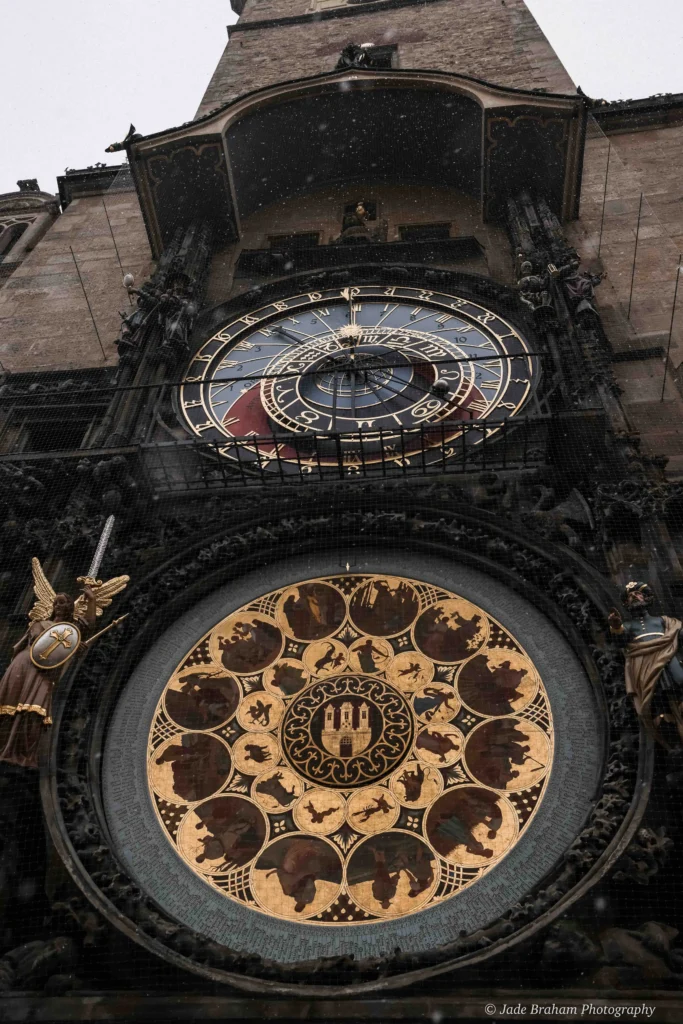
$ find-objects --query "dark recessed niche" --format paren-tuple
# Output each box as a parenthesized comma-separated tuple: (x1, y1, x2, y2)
(399, 223, 452, 242)
(269, 232, 321, 249)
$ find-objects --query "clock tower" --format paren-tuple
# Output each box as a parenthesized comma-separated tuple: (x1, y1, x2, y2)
(2, 0, 683, 1019)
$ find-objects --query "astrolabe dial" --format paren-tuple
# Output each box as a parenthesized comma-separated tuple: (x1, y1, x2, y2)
(180, 285, 538, 470)
(147, 572, 554, 925)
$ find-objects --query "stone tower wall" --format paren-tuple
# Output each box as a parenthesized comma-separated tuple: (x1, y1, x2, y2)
(197, 0, 575, 118)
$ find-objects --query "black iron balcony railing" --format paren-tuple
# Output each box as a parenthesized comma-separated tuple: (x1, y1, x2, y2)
(143, 416, 551, 493)
(0, 415, 551, 499)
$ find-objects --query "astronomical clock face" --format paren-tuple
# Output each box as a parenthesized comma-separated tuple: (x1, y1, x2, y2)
(147, 573, 553, 924)
(180, 286, 538, 469)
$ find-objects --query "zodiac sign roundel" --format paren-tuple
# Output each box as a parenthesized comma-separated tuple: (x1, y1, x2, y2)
(147, 573, 554, 925)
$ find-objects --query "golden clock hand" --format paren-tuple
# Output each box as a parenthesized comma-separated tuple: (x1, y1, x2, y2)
(331, 368, 340, 432)
(340, 287, 362, 328)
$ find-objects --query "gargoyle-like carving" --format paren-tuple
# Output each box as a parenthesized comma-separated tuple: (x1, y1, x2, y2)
(613, 827, 673, 885)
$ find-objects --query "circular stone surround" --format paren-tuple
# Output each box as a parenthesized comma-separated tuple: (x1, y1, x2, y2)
(103, 554, 603, 962)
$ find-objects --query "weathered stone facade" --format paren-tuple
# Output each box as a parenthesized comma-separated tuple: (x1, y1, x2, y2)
(198, 0, 575, 118)
(0, 185, 152, 373)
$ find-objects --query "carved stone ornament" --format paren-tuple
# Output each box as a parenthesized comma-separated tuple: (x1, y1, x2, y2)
(336, 44, 372, 70)
(42, 493, 648, 995)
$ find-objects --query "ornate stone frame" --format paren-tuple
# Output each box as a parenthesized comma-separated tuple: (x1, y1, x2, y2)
(41, 495, 650, 995)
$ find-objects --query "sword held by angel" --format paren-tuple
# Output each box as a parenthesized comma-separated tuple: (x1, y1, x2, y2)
(0, 516, 129, 770)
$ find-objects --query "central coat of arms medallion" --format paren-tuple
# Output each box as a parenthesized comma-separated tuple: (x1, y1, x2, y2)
(281, 675, 414, 787)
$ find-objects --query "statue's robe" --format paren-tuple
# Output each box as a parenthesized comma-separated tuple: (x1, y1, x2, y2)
(625, 616, 683, 747)
(0, 618, 85, 769)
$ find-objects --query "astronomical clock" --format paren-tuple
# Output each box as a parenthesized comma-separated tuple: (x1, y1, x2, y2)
(45, 271, 627, 995)
(76, 277, 621, 990)
(180, 285, 538, 470)
(101, 553, 606, 972)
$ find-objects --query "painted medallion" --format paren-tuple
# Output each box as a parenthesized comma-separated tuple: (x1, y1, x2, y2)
(148, 574, 553, 924)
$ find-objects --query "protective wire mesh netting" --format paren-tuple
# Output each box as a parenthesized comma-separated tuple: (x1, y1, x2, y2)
(0, 165, 682, 1010)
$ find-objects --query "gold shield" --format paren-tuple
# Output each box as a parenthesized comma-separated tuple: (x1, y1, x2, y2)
(30, 622, 81, 670)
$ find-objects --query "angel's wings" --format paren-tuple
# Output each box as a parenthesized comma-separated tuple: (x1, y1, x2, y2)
(74, 575, 130, 619)
(28, 557, 57, 622)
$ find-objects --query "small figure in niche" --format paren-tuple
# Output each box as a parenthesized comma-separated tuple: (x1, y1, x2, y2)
(338, 200, 374, 243)
(517, 260, 554, 318)
(555, 259, 604, 322)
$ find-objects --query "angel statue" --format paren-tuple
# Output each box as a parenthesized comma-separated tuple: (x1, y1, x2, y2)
(608, 581, 683, 750)
(0, 552, 128, 770)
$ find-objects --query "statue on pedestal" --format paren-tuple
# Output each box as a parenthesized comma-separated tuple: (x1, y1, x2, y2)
(608, 581, 683, 749)
(556, 259, 604, 323)
(338, 201, 375, 244)
(517, 260, 555, 318)
(0, 518, 129, 769)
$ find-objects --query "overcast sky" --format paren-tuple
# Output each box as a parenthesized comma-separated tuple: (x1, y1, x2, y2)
(1, 0, 682, 197)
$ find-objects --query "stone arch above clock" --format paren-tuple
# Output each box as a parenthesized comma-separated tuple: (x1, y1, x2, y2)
(128, 69, 586, 255)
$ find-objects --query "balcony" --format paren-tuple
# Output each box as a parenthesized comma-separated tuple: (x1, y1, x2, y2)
(0, 415, 553, 499)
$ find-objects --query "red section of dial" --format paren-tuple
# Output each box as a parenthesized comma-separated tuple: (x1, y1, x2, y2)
(221, 385, 300, 460)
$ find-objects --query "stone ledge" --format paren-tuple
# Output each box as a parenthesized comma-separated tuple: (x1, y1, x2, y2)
(229, 0, 449, 34)
(0, 990, 681, 1021)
